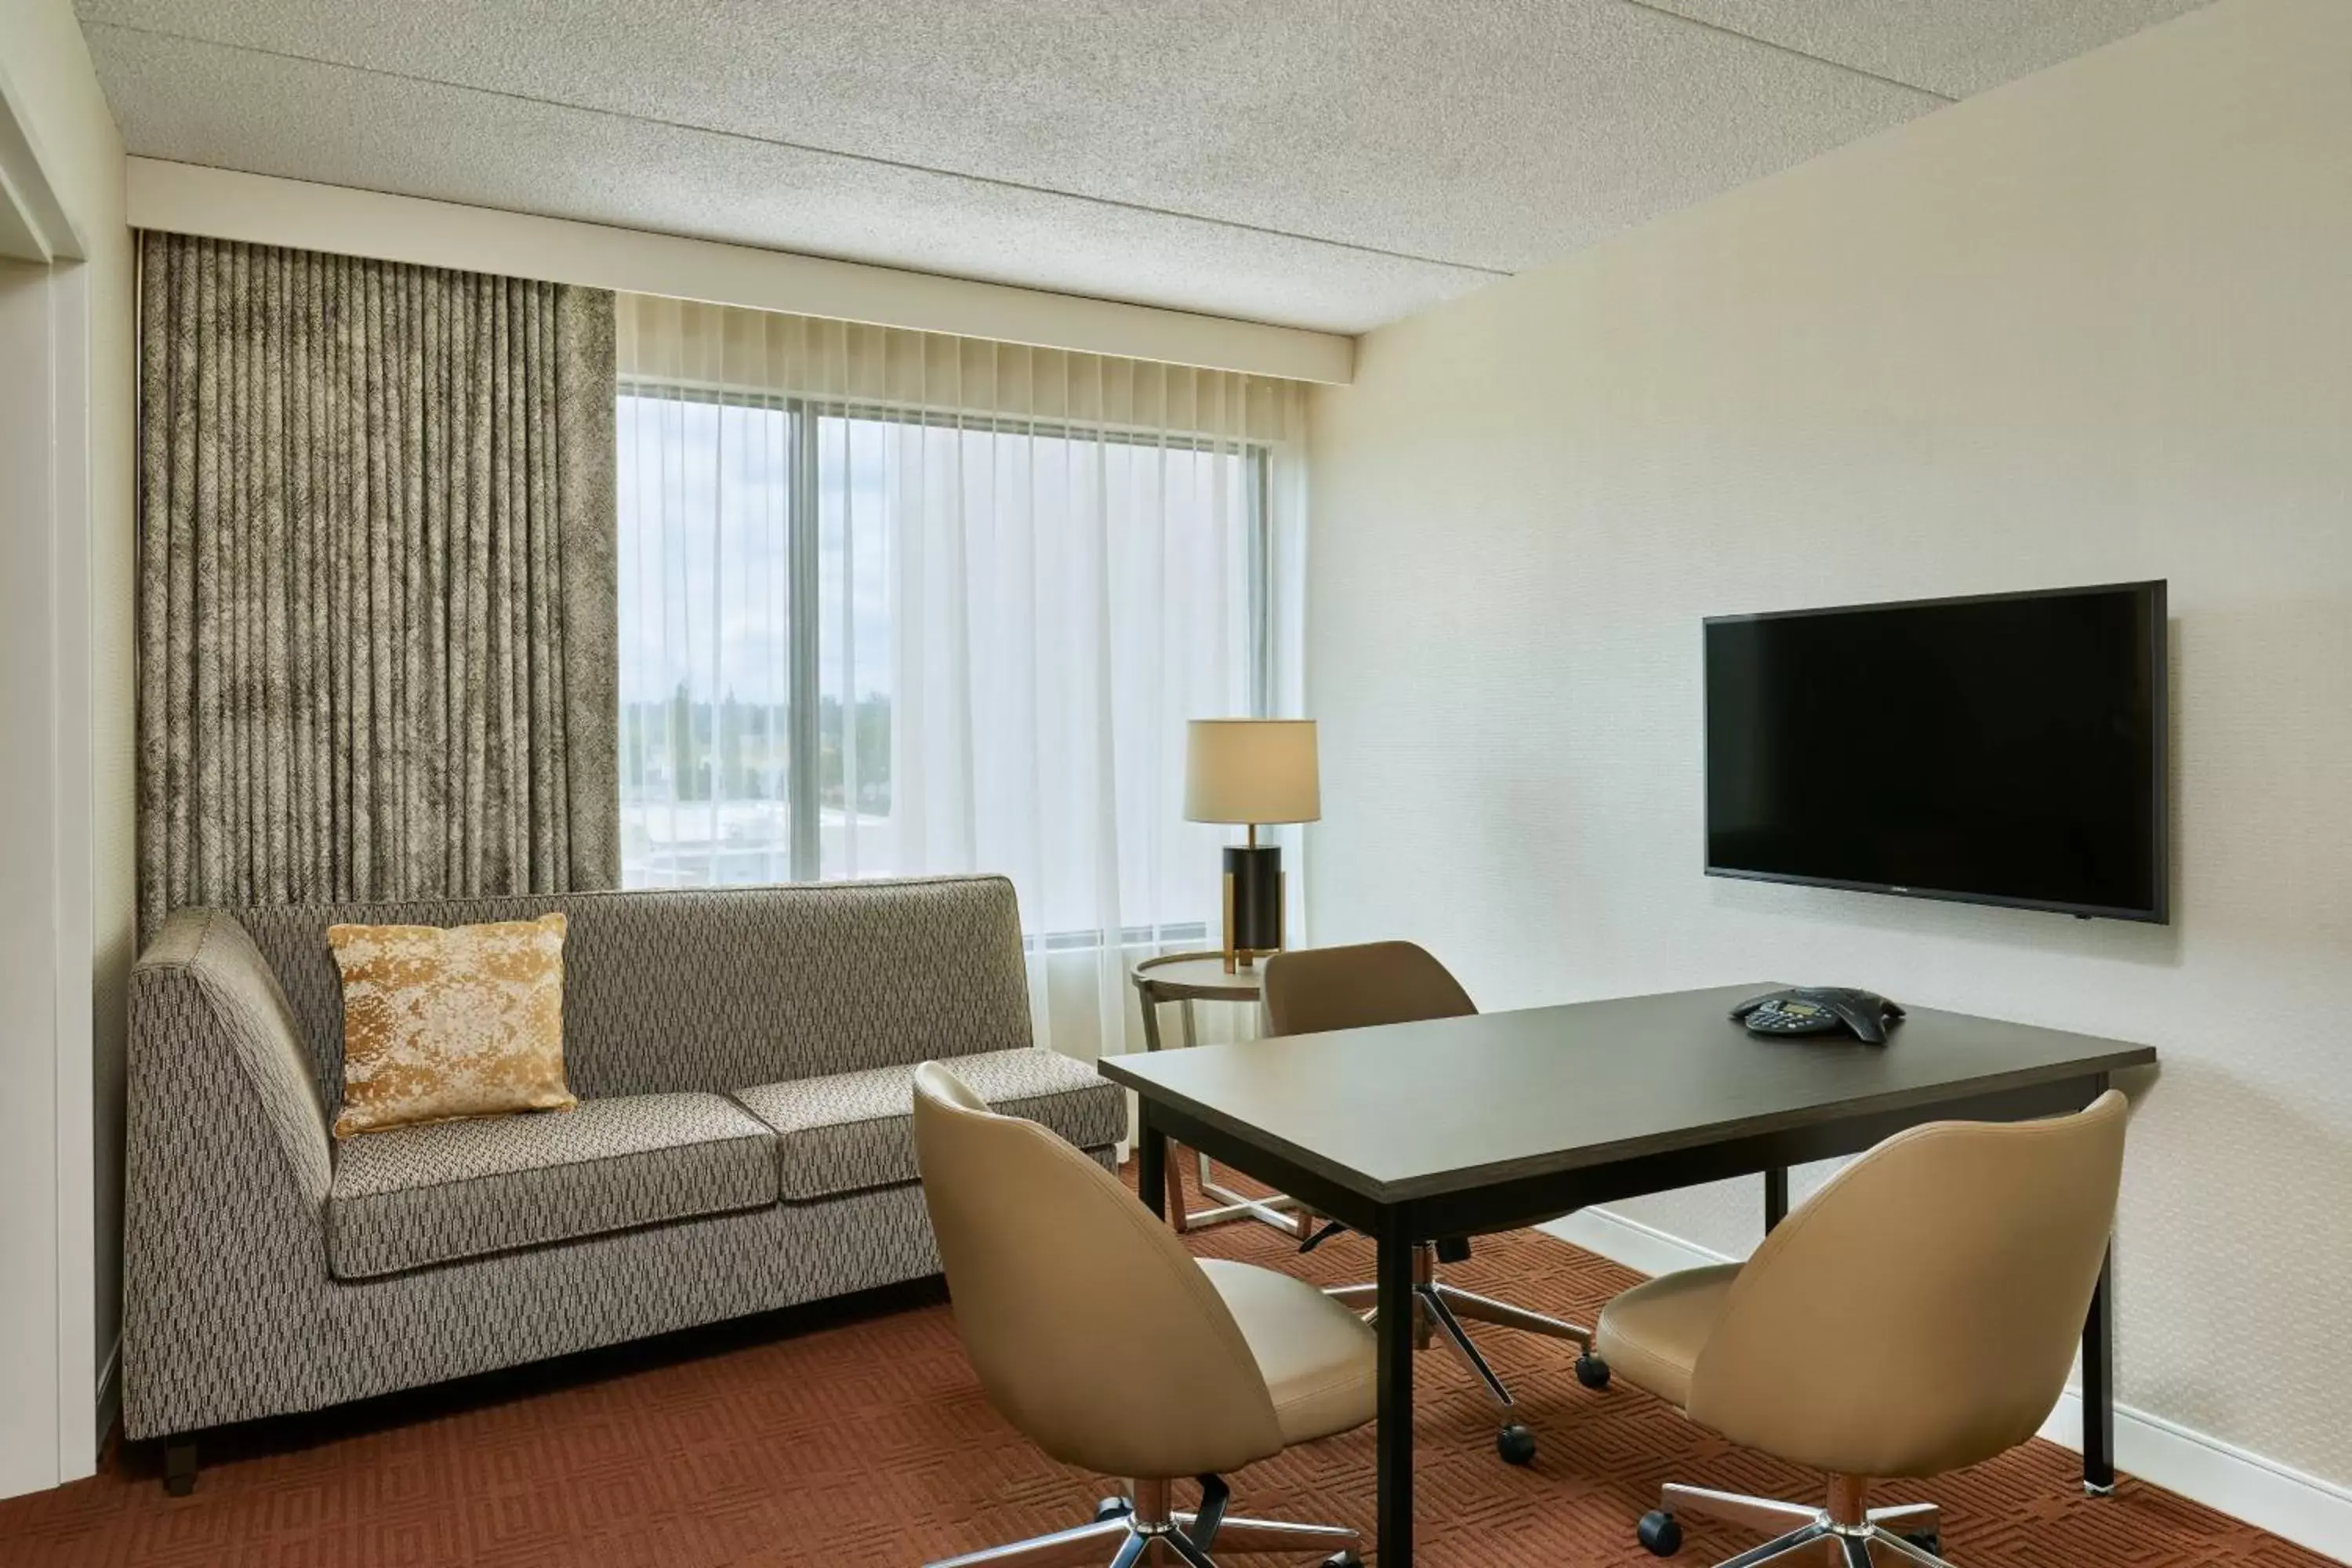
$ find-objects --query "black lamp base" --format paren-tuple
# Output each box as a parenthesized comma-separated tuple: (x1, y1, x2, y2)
(1222, 844, 1284, 971)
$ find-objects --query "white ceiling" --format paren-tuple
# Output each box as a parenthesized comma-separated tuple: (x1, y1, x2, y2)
(78, 0, 2209, 335)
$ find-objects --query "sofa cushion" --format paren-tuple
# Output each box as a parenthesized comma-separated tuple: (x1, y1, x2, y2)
(328, 1092, 776, 1280)
(738, 1048, 1125, 1203)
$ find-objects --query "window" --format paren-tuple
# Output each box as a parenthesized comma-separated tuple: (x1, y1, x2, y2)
(616, 387, 1275, 948)
(612, 299, 1304, 1058)
(618, 393, 795, 887)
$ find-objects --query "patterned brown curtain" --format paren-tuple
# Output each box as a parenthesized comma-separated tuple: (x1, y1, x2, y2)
(136, 233, 620, 939)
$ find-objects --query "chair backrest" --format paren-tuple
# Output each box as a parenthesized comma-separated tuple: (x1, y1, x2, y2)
(1689, 1089, 2130, 1480)
(910, 1062, 1285, 1480)
(1260, 941, 1477, 1036)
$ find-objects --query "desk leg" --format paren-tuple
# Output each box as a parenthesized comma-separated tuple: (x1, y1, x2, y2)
(1181, 1000, 1214, 1195)
(2082, 1243, 2115, 1495)
(1764, 1167, 1789, 1233)
(1137, 1104, 1168, 1225)
(1374, 1207, 1416, 1568)
(1134, 992, 1192, 1231)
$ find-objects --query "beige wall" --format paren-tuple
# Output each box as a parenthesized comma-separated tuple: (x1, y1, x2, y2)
(0, 0, 136, 1479)
(1307, 0, 2352, 1501)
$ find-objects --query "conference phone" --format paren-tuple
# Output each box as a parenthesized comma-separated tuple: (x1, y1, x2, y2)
(1729, 987, 1906, 1044)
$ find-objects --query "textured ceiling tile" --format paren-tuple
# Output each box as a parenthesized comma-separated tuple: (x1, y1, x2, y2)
(85, 24, 1490, 334)
(78, 3, 1944, 299)
(1643, 0, 2216, 100)
(77, 0, 1942, 270)
(75, 0, 2206, 331)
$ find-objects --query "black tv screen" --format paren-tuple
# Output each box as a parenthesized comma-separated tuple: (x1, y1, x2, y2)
(1705, 582, 2168, 922)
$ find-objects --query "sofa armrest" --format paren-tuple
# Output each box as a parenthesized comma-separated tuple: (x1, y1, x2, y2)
(132, 907, 332, 1206)
(123, 907, 335, 1438)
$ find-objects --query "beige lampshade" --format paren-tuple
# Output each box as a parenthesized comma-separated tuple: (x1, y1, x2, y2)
(1185, 719, 1320, 825)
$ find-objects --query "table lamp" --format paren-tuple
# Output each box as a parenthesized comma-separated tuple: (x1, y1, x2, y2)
(1185, 718, 1319, 972)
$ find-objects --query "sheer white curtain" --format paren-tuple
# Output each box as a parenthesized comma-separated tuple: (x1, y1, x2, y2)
(614, 296, 1308, 1060)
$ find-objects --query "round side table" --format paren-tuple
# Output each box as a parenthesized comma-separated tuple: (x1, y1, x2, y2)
(1130, 952, 1310, 1238)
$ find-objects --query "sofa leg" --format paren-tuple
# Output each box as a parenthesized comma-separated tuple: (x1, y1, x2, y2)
(164, 1437, 198, 1497)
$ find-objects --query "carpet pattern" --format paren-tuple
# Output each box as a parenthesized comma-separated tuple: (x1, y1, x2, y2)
(2, 1161, 2332, 1567)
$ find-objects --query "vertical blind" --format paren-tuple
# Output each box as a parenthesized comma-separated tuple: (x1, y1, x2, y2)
(614, 297, 1306, 1059)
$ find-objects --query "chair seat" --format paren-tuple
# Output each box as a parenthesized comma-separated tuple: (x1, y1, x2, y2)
(328, 1092, 777, 1280)
(1199, 1258, 1378, 1446)
(739, 1047, 1125, 1203)
(1594, 1261, 1744, 1410)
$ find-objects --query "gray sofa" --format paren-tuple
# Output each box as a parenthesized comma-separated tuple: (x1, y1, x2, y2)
(122, 875, 1125, 1485)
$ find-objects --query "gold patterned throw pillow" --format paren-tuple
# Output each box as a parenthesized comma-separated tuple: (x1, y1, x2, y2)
(328, 913, 577, 1138)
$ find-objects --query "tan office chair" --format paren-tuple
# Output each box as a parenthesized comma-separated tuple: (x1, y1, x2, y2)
(1597, 1088, 2129, 1567)
(912, 1060, 1372, 1568)
(1260, 942, 1607, 1468)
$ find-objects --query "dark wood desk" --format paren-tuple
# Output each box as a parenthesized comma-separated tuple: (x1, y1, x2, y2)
(1098, 981, 2156, 1568)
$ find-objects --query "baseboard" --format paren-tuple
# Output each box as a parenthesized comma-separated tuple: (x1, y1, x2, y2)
(1540, 1208, 2352, 1563)
(2032, 1385, 2352, 1560)
(95, 1336, 120, 1458)
(1541, 1206, 1736, 1276)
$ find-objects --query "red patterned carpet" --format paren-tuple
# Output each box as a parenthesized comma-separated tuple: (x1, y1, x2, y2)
(1, 1162, 2330, 1568)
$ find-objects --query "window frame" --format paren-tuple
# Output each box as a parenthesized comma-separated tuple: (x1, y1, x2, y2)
(616, 379, 1276, 929)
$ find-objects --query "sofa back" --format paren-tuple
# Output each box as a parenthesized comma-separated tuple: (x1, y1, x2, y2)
(233, 876, 1036, 1105)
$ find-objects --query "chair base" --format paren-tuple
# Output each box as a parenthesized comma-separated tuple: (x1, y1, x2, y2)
(1325, 1257, 1603, 1413)
(1172, 1149, 1312, 1240)
(1639, 1479, 1951, 1567)
(924, 1475, 1359, 1568)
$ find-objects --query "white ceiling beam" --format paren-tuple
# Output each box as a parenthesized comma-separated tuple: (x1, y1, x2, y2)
(125, 158, 1355, 384)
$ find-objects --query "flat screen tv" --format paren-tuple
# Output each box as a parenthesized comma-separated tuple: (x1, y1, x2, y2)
(1705, 581, 2168, 923)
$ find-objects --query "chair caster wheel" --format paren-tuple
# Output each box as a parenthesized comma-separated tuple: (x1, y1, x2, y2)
(1320, 1554, 1363, 1568)
(1094, 1496, 1133, 1522)
(1902, 1531, 1943, 1556)
(1574, 1352, 1611, 1389)
(1638, 1509, 1682, 1556)
(1497, 1422, 1537, 1465)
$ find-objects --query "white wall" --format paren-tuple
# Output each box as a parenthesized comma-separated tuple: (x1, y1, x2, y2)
(1307, 0, 2352, 1532)
(0, 249, 73, 1503)
(0, 0, 136, 1496)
